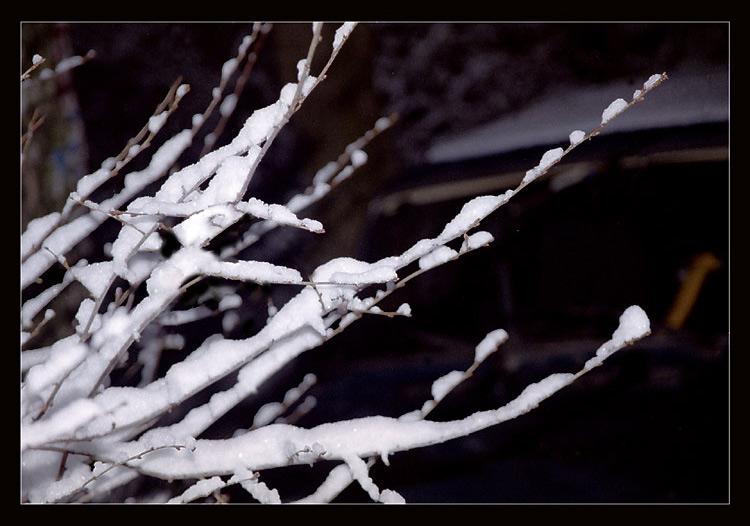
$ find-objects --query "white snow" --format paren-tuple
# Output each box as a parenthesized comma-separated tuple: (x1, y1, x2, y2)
(34, 300, 649, 502)
(219, 93, 237, 117)
(396, 303, 412, 317)
(379, 488, 406, 504)
(350, 148, 368, 168)
(52, 54, 86, 74)
(296, 59, 309, 81)
(474, 328, 508, 363)
(418, 245, 457, 270)
(375, 116, 392, 131)
(343, 454, 381, 501)
(231, 466, 281, 504)
(22, 128, 192, 289)
(612, 304, 651, 344)
(204, 154, 255, 204)
(236, 198, 324, 233)
(253, 402, 284, 428)
(438, 194, 508, 243)
(242, 91, 290, 145)
(221, 312, 239, 335)
(148, 111, 168, 134)
(644, 73, 663, 90)
(463, 230, 494, 251)
(21, 212, 60, 258)
(333, 23, 357, 50)
(89, 307, 132, 351)
(634, 73, 665, 99)
(221, 57, 238, 82)
(74, 298, 99, 334)
(168, 476, 224, 503)
(23, 338, 88, 404)
(508, 373, 575, 414)
(145, 247, 208, 296)
(73, 167, 111, 200)
(601, 97, 628, 124)
(314, 257, 397, 287)
(146, 245, 304, 292)
(431, 370, 464, 401)
(203, 258, 304, 285)
(21, 27, 665, 504)
(24, 453, 93, 504)
(173, 204, 242, 247)
(569, 129, 586, 146)
(238, 34, 254, 55)
(22, 285, 62, 332)
(21, 398, 101, 450)
(584, 305, 650, 370)
(218, 294, 242, 311)
(159, 307, 212, 326)
(70, 261, 115, 298)
(523, 147, 564, 184)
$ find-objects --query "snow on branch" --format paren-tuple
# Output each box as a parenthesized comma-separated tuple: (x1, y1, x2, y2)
(21, 22, 667, 503)
(58, 306, 647, 486)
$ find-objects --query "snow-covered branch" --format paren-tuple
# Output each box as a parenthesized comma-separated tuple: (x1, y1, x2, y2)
(21, 23, 666, 503)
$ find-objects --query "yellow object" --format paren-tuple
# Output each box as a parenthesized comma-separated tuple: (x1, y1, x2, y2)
(664, 252, 721, 330)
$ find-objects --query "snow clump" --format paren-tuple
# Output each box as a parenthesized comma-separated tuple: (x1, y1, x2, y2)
(601, 98, 629, 124)
(569, 129, 586, 146)
(523, 147, 564, 184)
(474, 328, 508, 363)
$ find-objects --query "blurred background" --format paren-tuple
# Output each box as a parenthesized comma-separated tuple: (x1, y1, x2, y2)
(21, 22, 729, 503)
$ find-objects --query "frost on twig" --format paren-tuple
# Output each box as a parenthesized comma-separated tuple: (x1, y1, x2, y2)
(21, 22, 666, 503)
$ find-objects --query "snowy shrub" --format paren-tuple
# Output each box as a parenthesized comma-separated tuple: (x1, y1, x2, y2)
(21, 23, 665, 503)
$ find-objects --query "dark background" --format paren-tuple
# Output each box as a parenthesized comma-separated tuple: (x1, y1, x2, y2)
(21, 22, 729, 504)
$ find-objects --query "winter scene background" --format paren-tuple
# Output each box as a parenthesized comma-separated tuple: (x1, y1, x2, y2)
(21, 22, 728, 504)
